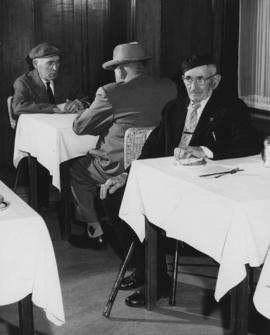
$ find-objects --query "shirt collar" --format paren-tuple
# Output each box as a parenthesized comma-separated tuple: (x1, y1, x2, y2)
(41, 79, 54, 93)
(189, 95, 212, 120)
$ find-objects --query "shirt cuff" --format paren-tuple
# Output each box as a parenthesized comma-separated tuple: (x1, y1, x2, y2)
(201, 146, 213, 159)
(82, 100, 91, 108)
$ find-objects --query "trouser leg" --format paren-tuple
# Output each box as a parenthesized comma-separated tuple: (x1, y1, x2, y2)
(37, 163, 51, 206)
(134, 230, 169, 290)
(105, 187, 134, 259)
(70, 155, 106, 235)
(105, 187, 168, 289)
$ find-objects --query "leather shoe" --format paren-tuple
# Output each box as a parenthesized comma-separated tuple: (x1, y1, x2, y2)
(125, 286, 170, 308)
(120, 272, 144, 291)
(69, 233, 107, 250)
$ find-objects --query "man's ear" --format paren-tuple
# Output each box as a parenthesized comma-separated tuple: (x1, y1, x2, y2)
(212, 74, 222, 89)
(119, 66, 127, 80)
(32, 59, 38, 69)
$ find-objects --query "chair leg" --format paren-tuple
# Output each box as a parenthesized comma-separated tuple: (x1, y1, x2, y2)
(169, 239, 180, 305)
(103, 241, 135, 318)
(13, 162, 22, 193)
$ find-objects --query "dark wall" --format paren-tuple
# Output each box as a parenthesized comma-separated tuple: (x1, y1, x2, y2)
(0, 0, 128, 169)
(2, 0, 262, 169)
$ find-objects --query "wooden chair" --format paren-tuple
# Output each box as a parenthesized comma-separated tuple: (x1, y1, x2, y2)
(123, 127, 154, 169)
(7, 96, 17, 130)
(103, 126, 184, 317)
(7, 96, 27, 193)
(103, 126, 154, 317)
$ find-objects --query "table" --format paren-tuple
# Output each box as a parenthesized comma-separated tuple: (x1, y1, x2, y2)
(13, 114, 98, 239)
(119, 155, 270, 334)
(0, 181, 65, 334)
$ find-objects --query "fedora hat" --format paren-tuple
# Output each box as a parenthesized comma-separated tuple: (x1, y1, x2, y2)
(29, 42, 61, 60)
(102, 42, 151, 70)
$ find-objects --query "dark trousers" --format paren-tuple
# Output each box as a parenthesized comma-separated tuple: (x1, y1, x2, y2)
(37, 163, 51, 206)
(104, 187, 169, 289)
(17, 158, 51, 206)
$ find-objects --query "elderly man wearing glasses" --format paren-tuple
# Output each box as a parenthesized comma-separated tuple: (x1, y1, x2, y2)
(100, 54, 262, 308)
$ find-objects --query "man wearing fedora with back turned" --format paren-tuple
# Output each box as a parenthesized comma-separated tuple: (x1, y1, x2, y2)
(69, 41, 177, 250)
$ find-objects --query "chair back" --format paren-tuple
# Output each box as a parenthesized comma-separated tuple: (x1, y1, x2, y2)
(7, 96, 17, 129)
(124, 127, 154, 169)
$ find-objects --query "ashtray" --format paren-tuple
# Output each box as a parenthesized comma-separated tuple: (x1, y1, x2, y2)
(0, 200, 9, 211)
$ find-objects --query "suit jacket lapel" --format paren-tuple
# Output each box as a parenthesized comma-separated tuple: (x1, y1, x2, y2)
(172, 98, 189, 146)
(191, 94, 219, 144)
(30, 69, 49, 101)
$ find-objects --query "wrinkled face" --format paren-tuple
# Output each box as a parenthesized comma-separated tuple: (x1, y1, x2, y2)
(182, 65, 221, 102)
(33, 55, 60, 81)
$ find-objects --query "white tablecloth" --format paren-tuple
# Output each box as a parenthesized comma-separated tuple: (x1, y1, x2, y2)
(119, 155, 270, 319)
(13, 114, 98, 190)
(0, 181, 65, 326)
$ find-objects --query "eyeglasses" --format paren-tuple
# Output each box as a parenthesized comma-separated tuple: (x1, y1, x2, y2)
(182, 73, 217, 86)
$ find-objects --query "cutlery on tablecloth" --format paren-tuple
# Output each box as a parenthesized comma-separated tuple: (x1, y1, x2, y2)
(199, 167, 244, 178)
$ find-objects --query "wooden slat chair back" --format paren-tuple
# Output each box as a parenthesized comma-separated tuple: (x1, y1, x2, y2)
(124, 127, 154, 169)
(7, 96, 17, 130)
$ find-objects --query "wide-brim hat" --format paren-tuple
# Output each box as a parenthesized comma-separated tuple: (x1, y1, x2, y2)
(29, 42, 61, 60)
(102, 42, 151, 70)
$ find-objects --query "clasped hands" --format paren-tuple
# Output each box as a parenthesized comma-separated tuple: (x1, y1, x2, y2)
(54, 99, 85, 114)
(175, 145, 206, 160)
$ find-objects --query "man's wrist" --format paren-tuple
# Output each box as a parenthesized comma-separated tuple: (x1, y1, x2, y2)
(82, 100, 91, 108)
(200, 146, 213, 159)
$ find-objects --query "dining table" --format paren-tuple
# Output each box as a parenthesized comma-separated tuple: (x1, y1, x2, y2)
(0, 180, 65, 334)
(13, 113, 98, 239)
(119, 154, 270, 335)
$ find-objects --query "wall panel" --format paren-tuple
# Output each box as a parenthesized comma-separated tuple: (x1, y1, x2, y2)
(0, 0, 35, 169)
(0, 0, 127, 169)
(160, 0, 214, 79)
(134, 0, 161, 76)
(0, 0, 240, 169)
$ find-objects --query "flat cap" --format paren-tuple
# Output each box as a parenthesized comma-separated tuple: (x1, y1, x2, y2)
(29, 42, 60, 60)
(181, 54, 216, 74)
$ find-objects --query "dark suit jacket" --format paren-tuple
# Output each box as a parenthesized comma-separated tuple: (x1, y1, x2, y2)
(13, 69, 89, 115)
(140, 90, 262, 160)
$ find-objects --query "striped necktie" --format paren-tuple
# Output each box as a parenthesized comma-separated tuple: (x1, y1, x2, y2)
(179, 101, 201, 146)
(46, 81, 55, 104)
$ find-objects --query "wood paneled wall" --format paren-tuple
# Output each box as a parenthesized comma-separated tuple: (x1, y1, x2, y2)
(0, 0, 241, 169)
(0, 0, 127, 169)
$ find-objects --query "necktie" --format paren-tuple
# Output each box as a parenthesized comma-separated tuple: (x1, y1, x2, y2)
(46, 81, 55, 104)
(179, 101, 201, 146)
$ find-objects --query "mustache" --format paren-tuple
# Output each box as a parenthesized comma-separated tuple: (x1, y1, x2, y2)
(190, 90, 201, 94)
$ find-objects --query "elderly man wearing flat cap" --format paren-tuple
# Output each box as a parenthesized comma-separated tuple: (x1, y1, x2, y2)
(69, 42, 177, 249)
(13, 42, 90, 115)
(100, 54, 262, 307)
(12, 42, 90, 208)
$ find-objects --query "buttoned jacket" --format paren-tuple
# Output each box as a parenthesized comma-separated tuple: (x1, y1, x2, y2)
(13, 69, 89, 115)
(140, 90, 262, 160)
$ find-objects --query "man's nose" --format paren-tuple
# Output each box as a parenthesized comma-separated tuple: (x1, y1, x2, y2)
(190, 79, 199, 90)
(52, 64, 58, 71)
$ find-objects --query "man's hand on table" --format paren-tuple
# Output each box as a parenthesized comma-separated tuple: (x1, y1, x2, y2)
(178, 146, 207, 159)
(53, 106, 64, 113)
(100, 173, 128, 199)
(64, 99, 85, 113)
